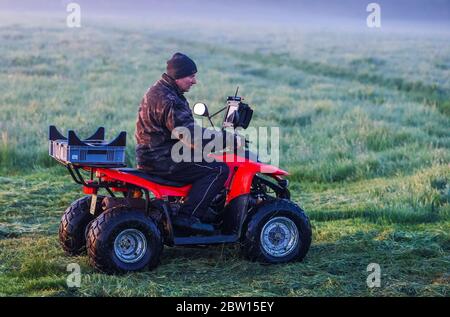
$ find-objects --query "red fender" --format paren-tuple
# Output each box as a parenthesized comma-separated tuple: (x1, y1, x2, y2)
(210, 153, 288, 203)
(96, 168, 191, 198)
(95, 154, 287, 204)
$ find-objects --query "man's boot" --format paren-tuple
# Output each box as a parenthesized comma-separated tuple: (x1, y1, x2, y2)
(200, 207, 221, 224)
(172, 213, 214, 233)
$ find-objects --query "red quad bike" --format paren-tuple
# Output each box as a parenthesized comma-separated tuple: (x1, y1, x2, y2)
(49, 94, 312, 274)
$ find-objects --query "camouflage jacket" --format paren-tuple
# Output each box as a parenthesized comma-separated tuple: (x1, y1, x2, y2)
(135, 73, 233, 171)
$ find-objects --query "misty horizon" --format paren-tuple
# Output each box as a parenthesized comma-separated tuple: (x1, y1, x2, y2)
(1, 0, 449, 32)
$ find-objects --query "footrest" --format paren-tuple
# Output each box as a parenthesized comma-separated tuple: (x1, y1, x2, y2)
(174, 235, 238, 245)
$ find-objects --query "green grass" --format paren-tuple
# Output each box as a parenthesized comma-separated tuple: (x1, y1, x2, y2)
(0, 167, 448, 296)
(0, 14, 449, 296)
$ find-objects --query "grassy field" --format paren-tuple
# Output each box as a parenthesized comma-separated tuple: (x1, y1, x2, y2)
(0, 14, 449, 296)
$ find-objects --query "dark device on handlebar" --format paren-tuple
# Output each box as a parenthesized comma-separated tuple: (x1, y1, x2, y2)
(222, 95, 253, 130)
(192, 87, 253, 130)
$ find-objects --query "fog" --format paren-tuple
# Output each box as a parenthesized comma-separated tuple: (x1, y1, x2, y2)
(1, 0, 449, 32)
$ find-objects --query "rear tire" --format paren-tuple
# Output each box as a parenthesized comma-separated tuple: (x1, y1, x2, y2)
(59, 195, 104, 255)
(86, 207, 163, 274)
(242, 199, 311, 263)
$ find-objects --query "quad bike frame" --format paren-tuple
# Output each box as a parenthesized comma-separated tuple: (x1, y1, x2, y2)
(53, 96, 311, 273)
(63, 150, 291, 247)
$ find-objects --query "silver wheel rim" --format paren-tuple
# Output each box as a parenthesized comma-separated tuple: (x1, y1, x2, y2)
(260, 216, 299, 257)
(114, 229, 147, 263)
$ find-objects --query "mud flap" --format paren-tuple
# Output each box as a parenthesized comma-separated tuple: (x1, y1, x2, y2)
(90, 194, 97, 215)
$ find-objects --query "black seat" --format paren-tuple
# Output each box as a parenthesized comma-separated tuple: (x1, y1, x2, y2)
(115, 168, 189, 187)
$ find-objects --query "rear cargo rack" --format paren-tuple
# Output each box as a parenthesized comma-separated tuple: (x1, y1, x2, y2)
(48, 125, 127, 167)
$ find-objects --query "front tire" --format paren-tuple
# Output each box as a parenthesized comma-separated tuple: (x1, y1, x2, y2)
(86, 207, 163, 274)
(242, 199, 311, 263)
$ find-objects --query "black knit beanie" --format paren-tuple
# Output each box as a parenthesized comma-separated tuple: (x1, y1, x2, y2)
(166, 52, 197, 80)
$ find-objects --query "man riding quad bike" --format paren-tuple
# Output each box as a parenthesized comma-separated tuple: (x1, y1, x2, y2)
(135, 53, 236, 234)
(50, 54, 312, 274)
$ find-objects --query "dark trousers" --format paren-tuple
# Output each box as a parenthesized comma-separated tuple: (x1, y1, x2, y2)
(160, 161, 230, 219)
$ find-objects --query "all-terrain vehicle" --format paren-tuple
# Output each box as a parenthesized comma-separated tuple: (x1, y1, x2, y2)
(49, 94, 312, 274)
